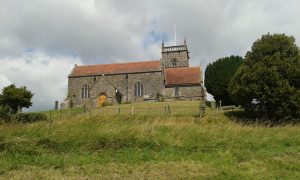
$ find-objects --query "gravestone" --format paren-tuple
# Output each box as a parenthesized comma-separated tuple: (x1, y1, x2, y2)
(54, 101, 58, 110)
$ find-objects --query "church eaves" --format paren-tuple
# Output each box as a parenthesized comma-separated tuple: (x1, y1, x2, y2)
(68, 60, 161, 77)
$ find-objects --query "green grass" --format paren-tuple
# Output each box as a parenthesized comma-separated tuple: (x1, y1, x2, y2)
(0, 101, 299, 179)
(93, 100, 203, 116)
(39, 107, 85, 119)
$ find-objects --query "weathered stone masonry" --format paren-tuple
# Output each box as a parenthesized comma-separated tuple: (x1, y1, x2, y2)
(64, 40, 206, 108)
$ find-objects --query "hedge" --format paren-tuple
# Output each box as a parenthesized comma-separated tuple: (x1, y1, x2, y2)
(12, 112, 47, 123)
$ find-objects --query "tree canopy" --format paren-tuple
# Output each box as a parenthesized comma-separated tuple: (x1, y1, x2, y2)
(0, 84, 34, 114)
(229, 33, 300, 122)
(205, 55, 243, 105)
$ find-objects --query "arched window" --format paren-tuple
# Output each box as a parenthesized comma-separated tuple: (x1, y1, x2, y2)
(81, 84, 90, 99)
(172, 59, 177, 67)
(134, 81, 143, 97)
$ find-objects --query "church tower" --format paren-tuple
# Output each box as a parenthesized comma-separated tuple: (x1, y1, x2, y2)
(161, 39, 190, 68)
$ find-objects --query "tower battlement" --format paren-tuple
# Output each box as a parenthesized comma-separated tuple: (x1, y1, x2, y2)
(162, 45, 188, 53)
(161, 39, 190, 68)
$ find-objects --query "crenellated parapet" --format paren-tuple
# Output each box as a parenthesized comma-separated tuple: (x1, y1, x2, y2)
(161, 39, 190, 68)
(162, 45, 188, 53)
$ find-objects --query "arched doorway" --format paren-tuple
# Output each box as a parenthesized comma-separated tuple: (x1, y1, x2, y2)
(115, 89, 122, 104)
(98, 92, 107, 106)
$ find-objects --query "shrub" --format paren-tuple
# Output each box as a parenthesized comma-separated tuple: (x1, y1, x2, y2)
(101, 101, 112, 107)
(0, 105, 11, 121)
(229, 33, 300, 122)
(156, 92, 165, 102)
(12, 112, 47, 123)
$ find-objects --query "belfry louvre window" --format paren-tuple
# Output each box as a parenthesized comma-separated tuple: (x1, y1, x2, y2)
(81, 84, 90, 99)
(172, 59, 177, 67)
(134, 81, 143, 97)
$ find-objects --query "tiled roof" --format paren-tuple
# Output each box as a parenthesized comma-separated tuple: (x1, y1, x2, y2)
(165, 67, 202, 86)
(69, 60, 161, 77)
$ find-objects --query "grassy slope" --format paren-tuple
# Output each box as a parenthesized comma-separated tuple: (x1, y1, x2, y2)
(0, 101, 299, 179)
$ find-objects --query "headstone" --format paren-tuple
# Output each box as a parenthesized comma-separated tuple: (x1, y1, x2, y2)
(211, 101, 216, 109)
(55, 101, 58, 110)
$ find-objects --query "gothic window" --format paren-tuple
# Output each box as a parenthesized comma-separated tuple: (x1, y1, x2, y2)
(172, 59, 177, 67)
(81, 84, 90, 99)
(134, 81, 143, 97)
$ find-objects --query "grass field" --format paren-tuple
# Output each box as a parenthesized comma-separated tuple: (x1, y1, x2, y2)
(0, 101, 299, 179)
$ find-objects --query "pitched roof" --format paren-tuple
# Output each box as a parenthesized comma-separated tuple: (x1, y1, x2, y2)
(69, 60, 161, 77)
(165, 66, 202, 86)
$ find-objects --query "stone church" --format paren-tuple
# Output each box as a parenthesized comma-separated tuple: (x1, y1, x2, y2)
(64, 39, 206, 108)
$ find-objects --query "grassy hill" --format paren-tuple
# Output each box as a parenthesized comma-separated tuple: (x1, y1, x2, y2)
(0, 101, 299, 179)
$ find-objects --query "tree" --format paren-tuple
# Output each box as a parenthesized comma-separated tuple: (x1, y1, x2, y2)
(0, 105, 11, 120)
(229, 33, 300, 122)
(205, 56, 243, 106)
(0, 84, 34, 114)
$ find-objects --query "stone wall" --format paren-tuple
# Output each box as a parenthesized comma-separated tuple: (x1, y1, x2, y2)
(161, 50, 189, 68)
(67, 71, 164, 108)
(164, 85, 205, 100)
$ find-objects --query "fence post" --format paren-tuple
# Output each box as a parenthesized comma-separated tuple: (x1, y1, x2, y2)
(48, 111, 52, 129)
(131, 106, 134, 116)
(199, 105, 202, 118)
(68, 108, 71, 117)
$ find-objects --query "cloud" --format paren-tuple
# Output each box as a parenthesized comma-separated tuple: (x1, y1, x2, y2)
(0, 75, 11, 91)
(1, 0, 300, 64)
(0, 0, 299, 111)
(0, 51, 82, 111)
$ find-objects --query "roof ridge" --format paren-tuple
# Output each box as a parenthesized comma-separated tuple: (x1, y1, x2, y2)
(165, 66, 200, 70)
(77, 60, 160, 67)
(69, 59, 162, 77)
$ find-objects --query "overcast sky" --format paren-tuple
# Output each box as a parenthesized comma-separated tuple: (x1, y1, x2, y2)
(1, 0, 300, 111)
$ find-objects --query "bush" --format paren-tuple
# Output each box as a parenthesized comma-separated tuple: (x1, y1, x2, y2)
(229, 33, 300, 122)
(101, 101, 112, 107)
(0, 105, 11, 121)
(156, 92, 165, 102)
(12, 112, 47, 123)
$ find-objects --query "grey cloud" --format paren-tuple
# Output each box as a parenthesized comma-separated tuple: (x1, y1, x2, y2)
(1, 0, 300, 64)
(0, 52, 82, 111)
